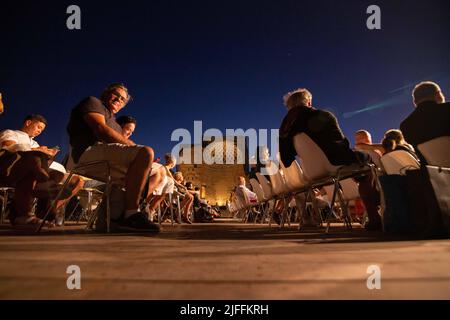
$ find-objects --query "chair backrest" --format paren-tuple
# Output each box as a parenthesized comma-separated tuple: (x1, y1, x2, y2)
(250, 178, 266, 202)
(266, 159, 288, 196)
(282, 160, 308, 192)
(380, 150, 420, 175)
(293, 133, 341, 181)
(417, 136, 450, 167)
(256, 172, 273, 199)
(268, 170, 288, 196)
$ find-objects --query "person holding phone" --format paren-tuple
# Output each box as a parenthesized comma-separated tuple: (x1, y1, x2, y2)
(0, 114, 84, 224)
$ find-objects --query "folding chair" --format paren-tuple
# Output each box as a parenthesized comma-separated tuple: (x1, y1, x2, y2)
(249, 178, 270, 224)
(267, 164, 292, 228)
(380, 150, 420, 175)
(417, 136, 450, 167)
(293, 133, 373, 232)
(255, 172, 276, 226)
(154, 192, 181, 226)
(36, 160, 114, 233)
(281, 160, 310, 226)
(0, 186, 14, 224)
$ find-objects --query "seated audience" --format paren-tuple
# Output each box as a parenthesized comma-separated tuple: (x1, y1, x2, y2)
(0, 114, 84, 223)
(400, 81, 450, 164)
(279, 88, 382, 230)
(67, 83, 159, 232)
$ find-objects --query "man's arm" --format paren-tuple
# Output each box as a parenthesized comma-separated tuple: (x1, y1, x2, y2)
(1, 140, 16, 148)
(83, 112, 135, 146)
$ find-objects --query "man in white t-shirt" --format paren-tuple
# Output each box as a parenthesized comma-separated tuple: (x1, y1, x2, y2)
(0, 114, 84, 222)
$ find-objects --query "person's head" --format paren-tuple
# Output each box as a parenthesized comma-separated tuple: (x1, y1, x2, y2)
(237, 176, 246, 186)
(283, 88, 312, 110)
(164, 153, 177, 168)
(0, 93, 4, 115)
(382, 137, 397, 153)
(384, 129, 405, 145)
(174, 172, 184, 183)
(21, 114, 47, 138)
(101, 83, 132, 114)
(412, 81, 445, 106)
(355, 130, 372, 145)
(116, 115, 136, 139)
(185, 182, 193, 190)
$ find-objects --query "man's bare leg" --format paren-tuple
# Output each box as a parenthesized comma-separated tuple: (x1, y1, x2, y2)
(125, 147, 154, 211)
(146, 171, 163, 202)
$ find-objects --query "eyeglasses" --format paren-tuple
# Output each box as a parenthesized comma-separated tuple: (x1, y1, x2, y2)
(111, 91, 128, 103)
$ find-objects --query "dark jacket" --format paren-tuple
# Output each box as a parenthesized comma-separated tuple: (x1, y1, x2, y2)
(400, 101, 450, 152)
(279, 105, 357, 167)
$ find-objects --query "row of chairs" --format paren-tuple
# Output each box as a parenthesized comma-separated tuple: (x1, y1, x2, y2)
(229, 133, 373, 232)
(231, 135, 449, 231)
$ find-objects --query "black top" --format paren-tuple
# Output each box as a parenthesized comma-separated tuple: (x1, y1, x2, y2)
(400, 101, 450, 162)
(279, 105, 357, 167)
(67, 96, 122, 162)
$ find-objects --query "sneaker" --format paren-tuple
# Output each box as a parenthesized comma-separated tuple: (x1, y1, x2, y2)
(118, 212, 161, 233)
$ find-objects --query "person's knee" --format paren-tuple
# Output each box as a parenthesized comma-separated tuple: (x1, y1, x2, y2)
(135, 146, 154, 167)
(143, 146, 154, 162)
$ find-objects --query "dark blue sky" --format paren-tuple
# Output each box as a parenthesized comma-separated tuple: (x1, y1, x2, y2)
(1, 0, 449, 161)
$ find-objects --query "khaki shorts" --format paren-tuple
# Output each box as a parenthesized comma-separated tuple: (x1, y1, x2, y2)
(75, 143, 143, 186)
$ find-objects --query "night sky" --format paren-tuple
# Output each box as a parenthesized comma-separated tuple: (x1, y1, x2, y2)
(1, 0, 449, 162)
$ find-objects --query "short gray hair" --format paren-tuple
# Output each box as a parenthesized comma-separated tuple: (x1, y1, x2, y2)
(283, 88, 312, 109)
(412, 81, 441, 105)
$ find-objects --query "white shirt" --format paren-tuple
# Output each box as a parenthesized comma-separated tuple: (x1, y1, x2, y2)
(236, 185, 258, 204)
(0, 129, 40, 151)
(0, 129, 66, 174)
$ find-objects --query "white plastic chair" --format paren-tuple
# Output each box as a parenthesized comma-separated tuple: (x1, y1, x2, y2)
(282, 160, 308, 192)
(293, 133, 371, 231)
(417, 136, 450, 167)
(256, 172, 273, 200)
(380, 150, 420, 175)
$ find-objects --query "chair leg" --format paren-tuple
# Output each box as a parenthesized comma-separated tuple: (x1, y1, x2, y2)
(1, 189, 7, 225)
(169, 193, 174, 226)
(36, 172, 74, 233)
(157, 204, 162, 225)
(337, 188, 352, 230)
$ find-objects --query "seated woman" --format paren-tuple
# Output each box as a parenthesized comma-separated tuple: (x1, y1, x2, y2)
(144, 154, 177, 222)
(173, 172, 195, 224)
(382, 129, 420, 162)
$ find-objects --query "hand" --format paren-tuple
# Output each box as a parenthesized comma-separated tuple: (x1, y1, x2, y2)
(34, 146, 59, 157)
(126, 139, 136, 146)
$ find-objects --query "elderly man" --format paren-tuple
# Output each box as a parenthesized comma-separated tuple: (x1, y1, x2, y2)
(400, 81, 450, 163)
(279, 88, 382, 230)
(67, 83, 159, 232)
